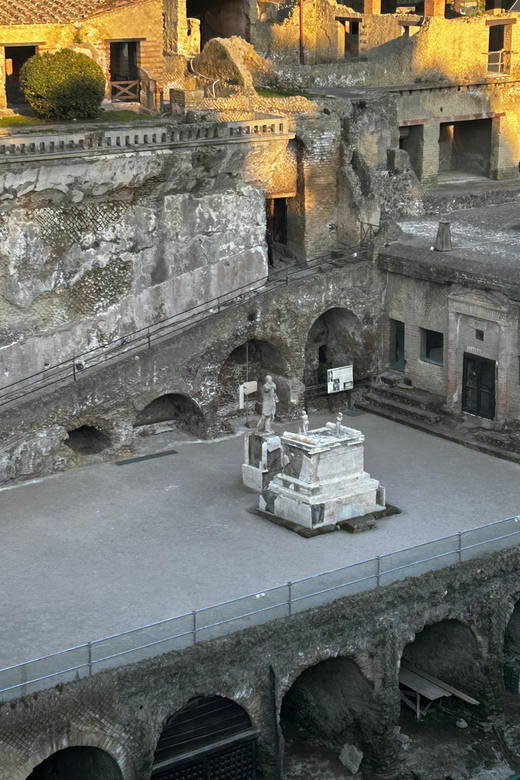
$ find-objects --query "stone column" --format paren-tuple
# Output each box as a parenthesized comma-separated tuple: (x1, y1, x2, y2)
(164, 0, 188, 55)
(364, 0, 382, 13)
(420, 122, 440, 186)
(445, 310, 459, 412)
(424, 0, 445, 14)
(0, 48, 7, 111)
(490, 114, 520, 181)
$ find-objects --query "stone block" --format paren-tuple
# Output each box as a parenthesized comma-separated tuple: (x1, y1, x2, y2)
(339, 743, 363, 773)
(242, 431, 282, 492)
(259, 422, 385, 529)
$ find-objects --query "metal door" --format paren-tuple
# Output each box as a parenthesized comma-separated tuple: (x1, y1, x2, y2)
(462, 353, 496, 420)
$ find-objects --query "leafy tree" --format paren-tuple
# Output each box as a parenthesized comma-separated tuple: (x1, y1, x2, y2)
(20, 49, 105, 121)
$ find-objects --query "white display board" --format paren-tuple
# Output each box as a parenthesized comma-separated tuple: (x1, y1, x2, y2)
(327, 365, 353, 394)
(239, 381, 258, 409)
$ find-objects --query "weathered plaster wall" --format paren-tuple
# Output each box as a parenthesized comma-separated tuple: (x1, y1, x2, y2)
(384, 273, 449, 395)
(380, 252, 520, 423)
(0, 131, 299, 389)
(1, 544, 519, 780)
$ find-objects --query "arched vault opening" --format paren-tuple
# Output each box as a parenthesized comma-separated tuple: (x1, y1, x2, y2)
(134, 393, 206, 437)
(281, 656, 373, 763)
(304, 307, 375, 387)
(505, 600, 520, 656)
(220, 339, 292, 416)
(26, 746, 122, 780)
(152, 695, 257, 779)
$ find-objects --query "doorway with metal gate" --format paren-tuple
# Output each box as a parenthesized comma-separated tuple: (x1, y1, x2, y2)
(462, 353, 496, 420)
(151, 696, 257, 780)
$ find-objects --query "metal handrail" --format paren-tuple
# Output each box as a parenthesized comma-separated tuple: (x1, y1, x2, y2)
(0, 514, 518, 701)
(0, 244, 366, 410)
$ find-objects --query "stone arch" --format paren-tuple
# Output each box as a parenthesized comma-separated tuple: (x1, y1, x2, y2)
(304, 307, 375, 387)
(26, 746, 123, 780)
(400, 618, 492, 714)
(134, 393, 206, 437)
(151, 695, 257, 779)
(280, 655, 374, 767)
(219, 338, 293, 416)
(504, 597, 520, 654)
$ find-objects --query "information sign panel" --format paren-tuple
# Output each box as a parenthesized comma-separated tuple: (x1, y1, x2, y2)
(327, 365, 353, 394)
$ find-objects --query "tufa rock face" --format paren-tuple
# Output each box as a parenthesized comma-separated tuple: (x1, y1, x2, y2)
(192, 36, 276, 90)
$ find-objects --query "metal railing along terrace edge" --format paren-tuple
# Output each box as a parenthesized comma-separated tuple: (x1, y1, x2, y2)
(0, 513, 518, 702)
(0, 244, 367, 410)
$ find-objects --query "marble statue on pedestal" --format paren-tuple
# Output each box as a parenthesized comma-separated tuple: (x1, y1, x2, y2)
(256, 375, 277, 433)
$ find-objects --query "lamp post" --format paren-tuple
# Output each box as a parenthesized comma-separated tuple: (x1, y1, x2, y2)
(299, 0, 304, 64)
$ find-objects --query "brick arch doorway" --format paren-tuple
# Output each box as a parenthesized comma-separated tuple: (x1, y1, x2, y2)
(152, 695, 257, 779)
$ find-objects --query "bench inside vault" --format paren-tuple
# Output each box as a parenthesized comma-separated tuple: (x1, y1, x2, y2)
(399, 661, 480, 720)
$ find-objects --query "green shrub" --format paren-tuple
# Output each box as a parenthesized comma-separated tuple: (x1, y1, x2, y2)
(20, 49, 105, 121)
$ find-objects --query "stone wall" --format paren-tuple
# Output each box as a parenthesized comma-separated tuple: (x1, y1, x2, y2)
(1, 543, 519, 780)
(384, 273, 449, 395)
(381, 254, 520, 423)
(0, 258, 382, 484)
(276, 13, 520, 86)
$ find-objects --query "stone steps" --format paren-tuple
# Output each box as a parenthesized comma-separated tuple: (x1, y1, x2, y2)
(362, 391, 442, 424)
(371, 382, 445, 412)
(356, 396, 520, 466)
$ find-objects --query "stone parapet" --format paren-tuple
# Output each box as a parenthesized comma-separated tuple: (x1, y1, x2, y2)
(0, 115, 294, 163)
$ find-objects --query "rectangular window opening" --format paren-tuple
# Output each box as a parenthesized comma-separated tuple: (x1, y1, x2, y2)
(476, 329, 484, 342)
(420, 328, 444, 366)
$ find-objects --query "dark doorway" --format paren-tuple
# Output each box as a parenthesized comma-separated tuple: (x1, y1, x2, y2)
(110, 41, 139, 100)
(4, 46, 37, 105)
(439, 119, 492, 178)
(462, 353, 496, 419)
(27, 746, 122, 780)
(267, 197, 287, 245)
(186, 0, 250, 48)
(152, 696, 257, 780)
(345, 20, 359, 58)
(390, 319, 405, 371)
(399, 125, 424, 180)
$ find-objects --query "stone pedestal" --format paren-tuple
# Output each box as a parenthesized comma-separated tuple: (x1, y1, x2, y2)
(242, 431, 282, 492)
(259, 425, 385, 529)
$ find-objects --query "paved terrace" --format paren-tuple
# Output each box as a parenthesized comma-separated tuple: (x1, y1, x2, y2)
(1, 412, 519, 670)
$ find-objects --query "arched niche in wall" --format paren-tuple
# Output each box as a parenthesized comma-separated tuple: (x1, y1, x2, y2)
(152, 695, 257, 779)
(304, 307, 372, 387)
(281, 656, 373, 773)
(134, 393, 206, 438)
(26, 746, 123, 780)
(220, 338, 291, 415)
